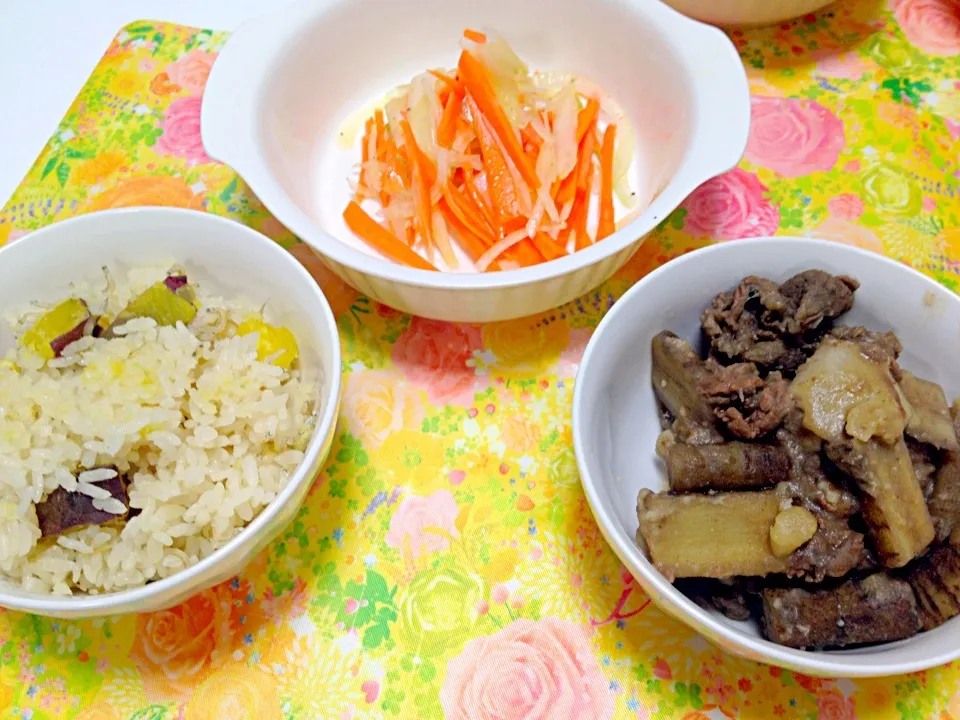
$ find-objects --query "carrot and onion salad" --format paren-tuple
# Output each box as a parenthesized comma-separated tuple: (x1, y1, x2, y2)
(345, 30, 636, 272)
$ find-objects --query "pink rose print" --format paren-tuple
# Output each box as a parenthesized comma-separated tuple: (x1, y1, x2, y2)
(341, 369, 426, 448)
(806, 217, 884, 254)
(165, 49, 217, 94)
(816, 690, 856, 720)
(385, 490, 459, 558)
(441, 618, 614, 720)
(891, 0, 960, 56)
(155, 96, 212, 164)
(551, 328, 592, 379)
(827, 193, 865, 220)
(392, 317, 484, 406)
(813, 50, 872, 79)
(745, 96, 845, 177)
(681, 168, 780, 240)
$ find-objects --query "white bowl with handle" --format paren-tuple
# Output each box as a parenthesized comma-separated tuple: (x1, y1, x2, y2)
(201, 0, 750, 322)
(0, 207, 342, 617)
(573, 237, 960, 677)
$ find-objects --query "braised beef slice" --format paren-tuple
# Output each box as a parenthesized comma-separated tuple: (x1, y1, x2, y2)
(701, 270, 858, 376)
(699, 360, 793, 439)
(35, 474, 129, 537)
(773, 413, 870, 581)
(652, 332, 790, 441)
(675, 578, 758, 622)
(776, 410, 860, 518)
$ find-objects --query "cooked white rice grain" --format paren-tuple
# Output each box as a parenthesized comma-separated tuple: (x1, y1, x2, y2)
(76, 483, 112, 500)
(91, 497, 127, 515)
(78, 467, 118, 484)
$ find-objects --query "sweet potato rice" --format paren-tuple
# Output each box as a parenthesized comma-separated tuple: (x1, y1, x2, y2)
(0, 266, 319, 595)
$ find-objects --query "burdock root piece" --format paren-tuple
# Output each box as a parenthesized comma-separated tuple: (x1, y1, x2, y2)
(761, 574, 920, 649)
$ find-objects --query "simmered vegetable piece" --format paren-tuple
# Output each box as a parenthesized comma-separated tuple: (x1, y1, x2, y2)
(761, 574, 920, 649)
(636, 489, 787, 581)
(899, 370, 959, 451)
(651, 332, 722, 444)
(826, 437, 934, 568)
(905, 536, 960, 631)
(665, 442, 789, 493)
(791, 338, 907, 444)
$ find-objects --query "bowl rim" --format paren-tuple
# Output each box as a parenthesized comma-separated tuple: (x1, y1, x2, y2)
(572, 236, 960, 677)
(201, 0, 750, 292)
(0, 207, 342, 614)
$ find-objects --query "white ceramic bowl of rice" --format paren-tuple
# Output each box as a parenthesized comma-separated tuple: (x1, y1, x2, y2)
(0, 207, 341, 617)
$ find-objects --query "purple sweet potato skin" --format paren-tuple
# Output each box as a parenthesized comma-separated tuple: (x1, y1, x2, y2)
(35, 474, 129, 537)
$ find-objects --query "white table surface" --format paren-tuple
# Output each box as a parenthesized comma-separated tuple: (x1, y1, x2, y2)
(0, 0, 276, 206)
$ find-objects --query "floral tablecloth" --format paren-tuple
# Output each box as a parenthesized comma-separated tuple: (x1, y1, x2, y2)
(1, 1, 959, 718)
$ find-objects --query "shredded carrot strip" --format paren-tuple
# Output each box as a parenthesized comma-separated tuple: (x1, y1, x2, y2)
(574, 157, 595, 250)
(457, 51, 540, 190)
(399, 119, 435, 247)
(442, 182, 496, 245)
(470, 106, 523, 219)
(597, 124, 617, 241)
(343, 202, 438, 270)
(429, 69, 460, 89)
(521, 123, 543, 150)
(438, 88, 464, 148)
(531, 232, 566, 261)
(463, 173, 498, 235)
(463, 28, 487, 44)
(438, 200, 494, 264)
(577, 98, 601, 143)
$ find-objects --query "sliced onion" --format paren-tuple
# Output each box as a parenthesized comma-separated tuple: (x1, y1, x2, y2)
(550, 84, 579, 180)
(432, 211, 458, 269)
(476, 228, 529, 271)
(384, 95, 407, 144)
(476, 37, 530, 130)
(407, 73, 441, 162)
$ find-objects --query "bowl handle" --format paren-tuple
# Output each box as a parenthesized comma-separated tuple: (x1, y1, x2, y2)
(202, 2, 318, 169)
(201, 22, 263, 168)
(672, 22, 751, 191)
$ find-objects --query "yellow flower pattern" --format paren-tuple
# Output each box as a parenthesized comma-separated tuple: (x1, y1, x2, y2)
(0, 4, 958, 719)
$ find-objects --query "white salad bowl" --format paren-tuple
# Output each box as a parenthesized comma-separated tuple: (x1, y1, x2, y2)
(201, 0, 750, 322)
(573, 237, 960, 677)
(0, 207, 342, 617)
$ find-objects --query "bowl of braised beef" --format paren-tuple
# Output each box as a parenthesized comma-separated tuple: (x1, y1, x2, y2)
(573, 237, 960, 677)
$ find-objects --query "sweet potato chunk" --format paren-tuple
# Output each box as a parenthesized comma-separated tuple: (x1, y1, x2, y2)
(636, 489, 786, 581)
(665, 442, 789, 493)
(826, 438, 934, 568)
(761, 573, 920, 649)
(899, 371, 959, 451)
